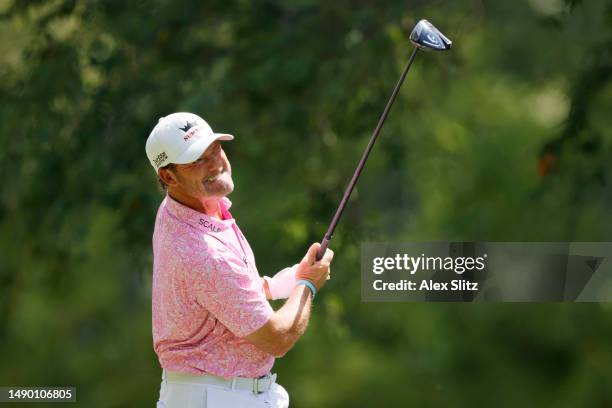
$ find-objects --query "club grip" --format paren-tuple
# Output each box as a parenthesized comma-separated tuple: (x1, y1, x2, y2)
(316, 236, 331, 261)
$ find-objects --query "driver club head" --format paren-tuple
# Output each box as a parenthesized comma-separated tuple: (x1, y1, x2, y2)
(410, 19, 452, 51)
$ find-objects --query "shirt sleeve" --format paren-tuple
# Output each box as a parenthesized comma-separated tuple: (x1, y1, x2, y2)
(188, 245, 273, 338)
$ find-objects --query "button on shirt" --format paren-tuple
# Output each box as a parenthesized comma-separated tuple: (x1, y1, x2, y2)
(152, 195, 274, 378)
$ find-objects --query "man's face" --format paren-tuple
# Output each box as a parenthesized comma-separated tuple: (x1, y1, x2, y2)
(168, 141, 234, 199)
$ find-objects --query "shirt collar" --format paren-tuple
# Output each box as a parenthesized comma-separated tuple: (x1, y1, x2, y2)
(164, 194, 233, 233)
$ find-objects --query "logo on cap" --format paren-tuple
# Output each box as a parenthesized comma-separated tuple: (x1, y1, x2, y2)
(179, 121, 196, 133)
(153, 151, 168, 168)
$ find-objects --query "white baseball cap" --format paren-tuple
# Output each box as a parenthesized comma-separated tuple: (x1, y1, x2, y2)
(145, 112, 234, 172)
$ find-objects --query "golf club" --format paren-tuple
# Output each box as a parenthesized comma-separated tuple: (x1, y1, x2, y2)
(316, 19, 452, 261)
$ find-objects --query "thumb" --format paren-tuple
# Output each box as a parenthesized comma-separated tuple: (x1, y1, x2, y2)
(301, 243, 320, 266)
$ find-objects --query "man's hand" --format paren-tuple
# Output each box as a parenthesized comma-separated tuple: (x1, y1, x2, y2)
(263, 243, 334, 299)
(296, 243, 334, 291)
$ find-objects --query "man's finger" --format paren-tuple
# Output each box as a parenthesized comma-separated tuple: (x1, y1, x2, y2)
(302, 243, 320, 265)
(323, 248, 334, 262)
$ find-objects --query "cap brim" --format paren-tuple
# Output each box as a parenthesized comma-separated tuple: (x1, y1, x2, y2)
(173, 133, 234, 165)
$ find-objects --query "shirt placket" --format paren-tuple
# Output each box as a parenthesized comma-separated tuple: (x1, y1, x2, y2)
(230, 223, 251, 272)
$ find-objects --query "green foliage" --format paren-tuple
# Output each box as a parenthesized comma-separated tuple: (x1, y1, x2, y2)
(1, 0, 612, 406)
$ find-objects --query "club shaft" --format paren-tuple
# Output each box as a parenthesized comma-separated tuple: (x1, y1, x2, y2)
(316, 47, 420, 261)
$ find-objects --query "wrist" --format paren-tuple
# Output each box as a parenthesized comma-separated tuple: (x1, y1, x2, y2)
(296, 279, 317, 299)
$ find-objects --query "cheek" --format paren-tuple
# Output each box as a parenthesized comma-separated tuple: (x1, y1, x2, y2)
(221, 153, 231, 172)
(179, 169, 204, 187)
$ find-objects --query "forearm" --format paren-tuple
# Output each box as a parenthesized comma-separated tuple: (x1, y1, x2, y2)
(275, 284, 313, 342)
(246, 284, 313, 357)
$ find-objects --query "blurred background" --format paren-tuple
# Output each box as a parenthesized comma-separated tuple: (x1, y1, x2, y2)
(1, 0, 612, 406)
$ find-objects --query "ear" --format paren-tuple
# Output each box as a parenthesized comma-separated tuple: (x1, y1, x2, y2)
(159, 167, 179, 187)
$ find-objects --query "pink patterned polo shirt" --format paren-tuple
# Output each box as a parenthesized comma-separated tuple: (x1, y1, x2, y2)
(151, 194, 274, 378)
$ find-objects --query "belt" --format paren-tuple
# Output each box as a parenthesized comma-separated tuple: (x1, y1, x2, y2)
(164, 370, 277, 394)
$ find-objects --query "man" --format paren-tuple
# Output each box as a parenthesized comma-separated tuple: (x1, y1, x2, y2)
(145, 112, 333, 408)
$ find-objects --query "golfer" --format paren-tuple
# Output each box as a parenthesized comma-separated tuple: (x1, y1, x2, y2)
(146, 112, 333, 408)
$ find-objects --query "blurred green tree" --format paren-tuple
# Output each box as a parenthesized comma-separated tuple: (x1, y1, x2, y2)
(0, 1, 611, 407)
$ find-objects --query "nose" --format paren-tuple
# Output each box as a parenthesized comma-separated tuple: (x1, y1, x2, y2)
(205, 149, 224, 171)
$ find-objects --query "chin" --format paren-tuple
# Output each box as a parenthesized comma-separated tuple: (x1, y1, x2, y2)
(219, 184, 234, 196)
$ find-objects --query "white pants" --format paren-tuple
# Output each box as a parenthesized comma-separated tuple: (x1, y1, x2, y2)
(156, 371, 290, 408)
